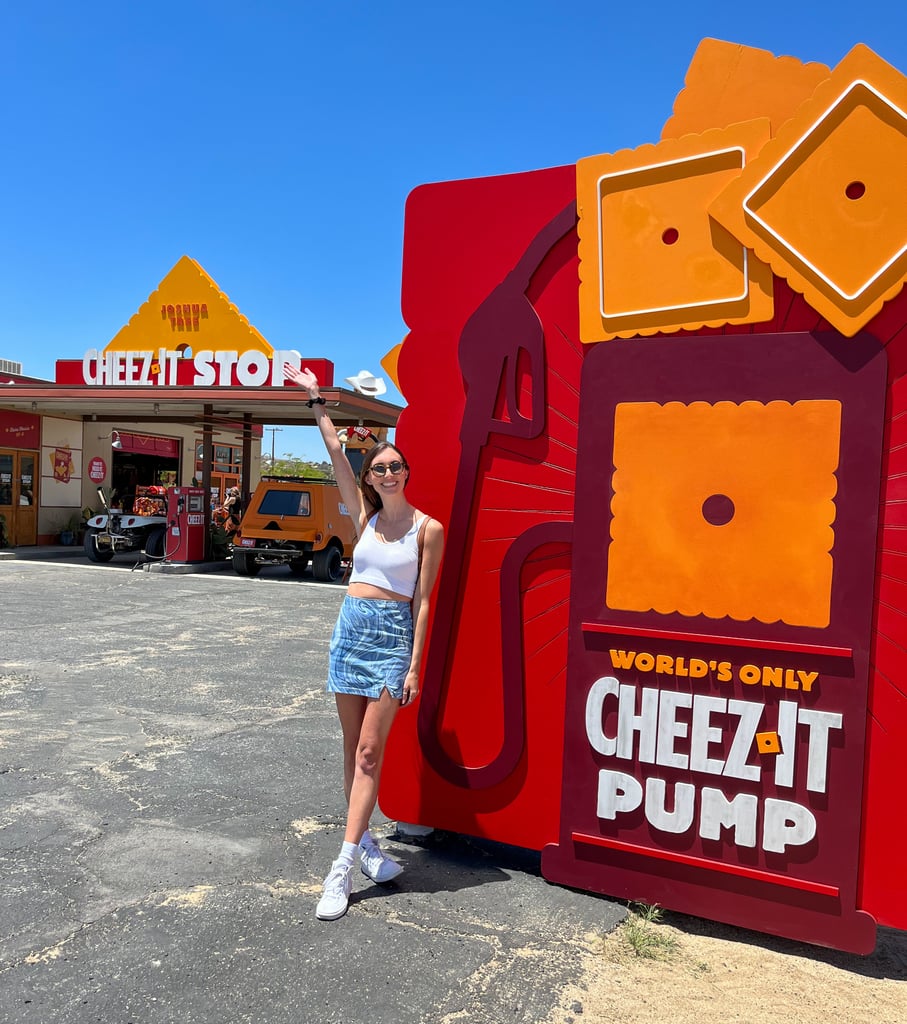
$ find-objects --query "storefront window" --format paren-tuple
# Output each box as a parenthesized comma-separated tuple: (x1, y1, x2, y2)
(19, 456, 34, 505)
(196, 442, 242, 477)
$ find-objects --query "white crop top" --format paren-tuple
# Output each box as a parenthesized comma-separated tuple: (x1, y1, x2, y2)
(349, 513, 426, 598)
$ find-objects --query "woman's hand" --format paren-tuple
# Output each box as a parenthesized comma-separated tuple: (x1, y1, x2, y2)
(400, 669, 420, 707)
(284, 363, 320, 400)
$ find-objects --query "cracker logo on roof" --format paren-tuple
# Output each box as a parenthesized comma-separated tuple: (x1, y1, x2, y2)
(56, 256, 302, 387)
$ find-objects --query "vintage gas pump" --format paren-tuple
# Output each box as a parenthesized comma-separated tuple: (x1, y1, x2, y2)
(166, 486, 207, 562)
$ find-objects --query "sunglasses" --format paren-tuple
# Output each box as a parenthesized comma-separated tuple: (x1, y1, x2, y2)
(369, 460, 406, 477)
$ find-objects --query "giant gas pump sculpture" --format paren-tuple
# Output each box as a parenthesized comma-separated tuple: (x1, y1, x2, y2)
(379, 40, 907, 954)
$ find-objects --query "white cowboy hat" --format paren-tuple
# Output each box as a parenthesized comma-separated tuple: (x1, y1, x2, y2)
(344, 370, 387, 396)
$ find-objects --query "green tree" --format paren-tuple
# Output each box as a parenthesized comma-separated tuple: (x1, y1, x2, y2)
(261, 452, 332, 480)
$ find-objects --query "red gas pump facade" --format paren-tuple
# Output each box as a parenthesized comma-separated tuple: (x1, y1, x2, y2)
(166, 486, 207, 562)
(379, 39, 907, 952)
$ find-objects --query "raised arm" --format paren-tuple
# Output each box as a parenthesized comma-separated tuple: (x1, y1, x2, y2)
(283, 364, 368, 534)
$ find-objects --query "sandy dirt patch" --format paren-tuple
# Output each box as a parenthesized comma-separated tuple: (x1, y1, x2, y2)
(552, 911, 907, 1024)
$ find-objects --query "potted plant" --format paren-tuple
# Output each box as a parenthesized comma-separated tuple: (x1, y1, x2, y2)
(59, 513, 82, 546)
(80, 507, 94, 542)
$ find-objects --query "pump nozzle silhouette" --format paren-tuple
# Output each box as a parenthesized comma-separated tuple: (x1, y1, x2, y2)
(417, 202, 576, 789)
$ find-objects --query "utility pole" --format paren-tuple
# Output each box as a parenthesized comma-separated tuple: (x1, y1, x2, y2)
(265, 427, 282, 466)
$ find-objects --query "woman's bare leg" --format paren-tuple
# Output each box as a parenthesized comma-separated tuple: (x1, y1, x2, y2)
(342, 689, 400, 845)
(335, 693, 368, 804)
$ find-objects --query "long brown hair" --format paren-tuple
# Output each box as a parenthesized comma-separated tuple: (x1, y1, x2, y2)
(359, 442, 409, 511)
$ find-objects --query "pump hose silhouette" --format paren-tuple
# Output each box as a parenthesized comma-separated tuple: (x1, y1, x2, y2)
(417, 201, 577, 789)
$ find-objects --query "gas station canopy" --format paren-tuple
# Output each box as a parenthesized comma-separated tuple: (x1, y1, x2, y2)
(0, 382, 402, 430)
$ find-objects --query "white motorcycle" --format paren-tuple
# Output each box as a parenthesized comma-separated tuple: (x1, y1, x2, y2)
(83, 486, 168, 562)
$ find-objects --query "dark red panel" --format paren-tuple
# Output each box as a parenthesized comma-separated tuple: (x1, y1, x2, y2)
(0, 409, 40, 449)
(543, 331, 886, 953)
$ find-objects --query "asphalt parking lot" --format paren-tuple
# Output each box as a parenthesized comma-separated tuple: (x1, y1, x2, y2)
(0, 553, 624, 1024)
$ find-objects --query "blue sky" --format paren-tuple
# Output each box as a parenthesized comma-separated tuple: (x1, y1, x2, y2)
(3, 1, 905, 460)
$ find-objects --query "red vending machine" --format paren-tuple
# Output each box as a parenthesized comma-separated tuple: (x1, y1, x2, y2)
(166, 487, 208, 563)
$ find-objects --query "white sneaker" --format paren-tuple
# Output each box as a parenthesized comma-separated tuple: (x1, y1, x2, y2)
(316, 860, 353, 920)
(360, 839, 404, 884)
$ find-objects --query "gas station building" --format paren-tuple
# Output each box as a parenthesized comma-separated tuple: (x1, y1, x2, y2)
(0, 257, 401, 548)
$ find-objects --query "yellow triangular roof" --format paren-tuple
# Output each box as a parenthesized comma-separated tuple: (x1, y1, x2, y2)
(103, 256, 273, 355)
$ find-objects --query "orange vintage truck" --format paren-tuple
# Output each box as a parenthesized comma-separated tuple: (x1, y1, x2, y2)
(230, 475, 356, 581)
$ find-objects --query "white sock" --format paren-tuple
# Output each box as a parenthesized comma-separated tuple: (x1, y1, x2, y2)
(337, 841, 359, 868)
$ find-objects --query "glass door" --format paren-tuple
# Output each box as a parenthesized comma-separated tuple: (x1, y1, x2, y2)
(0, 450, 38, 547)
(0, 452, 13, 547)
(17, 453, 37, 545)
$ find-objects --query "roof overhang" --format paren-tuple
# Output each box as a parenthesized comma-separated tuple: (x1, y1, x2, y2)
(0, 384, 403, 429)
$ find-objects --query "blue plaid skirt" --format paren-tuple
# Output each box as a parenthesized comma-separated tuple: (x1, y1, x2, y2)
(327, 596, 413, 699)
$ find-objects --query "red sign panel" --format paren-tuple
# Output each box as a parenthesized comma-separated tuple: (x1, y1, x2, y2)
(88, 457, 107, 482)
(54, 354, 334, 388)
(541, 331, 887, 954)
(0, 409, 40, 449)
(115, 433, 179, 457)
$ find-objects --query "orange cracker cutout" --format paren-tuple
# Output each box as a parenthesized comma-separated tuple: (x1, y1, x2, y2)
(606, 399, 841, 626)
(662, 38, 831, 141)
(381, 340, 404, 393)
(709, 44, 907, 336)
(577, 120, 774, 342)
(756, 731, 782, 755)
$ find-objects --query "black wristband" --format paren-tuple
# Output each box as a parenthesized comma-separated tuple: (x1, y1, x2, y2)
(305, 396, 326, 408)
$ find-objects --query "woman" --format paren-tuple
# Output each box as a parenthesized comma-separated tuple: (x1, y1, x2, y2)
(284, 363, 444, 920)
(221, 486, 243, 533)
